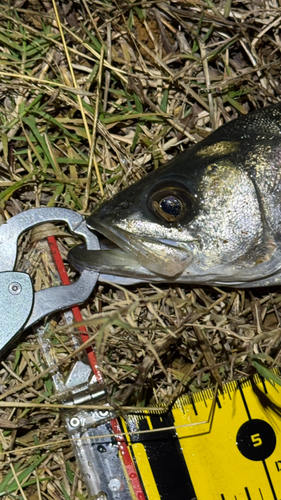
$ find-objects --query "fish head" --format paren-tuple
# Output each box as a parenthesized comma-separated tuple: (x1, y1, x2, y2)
(71, 150, 268, 281)
(86, 161, 200, 277)
(68, 105, 281, 285)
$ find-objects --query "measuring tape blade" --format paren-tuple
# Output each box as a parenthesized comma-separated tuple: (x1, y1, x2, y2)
(123, 370, 281, 500)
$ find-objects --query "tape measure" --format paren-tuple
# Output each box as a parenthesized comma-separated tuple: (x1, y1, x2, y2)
(121, 370, 281, 500)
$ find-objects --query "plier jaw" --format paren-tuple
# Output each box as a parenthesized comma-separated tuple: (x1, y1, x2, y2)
(0, 207, 100, 356)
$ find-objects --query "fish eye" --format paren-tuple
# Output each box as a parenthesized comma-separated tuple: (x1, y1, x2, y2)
(159, 196, 182, 217)
(149, 185, 193, 223)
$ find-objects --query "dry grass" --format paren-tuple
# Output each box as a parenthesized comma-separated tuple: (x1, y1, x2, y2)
(0, 0, 281, 497)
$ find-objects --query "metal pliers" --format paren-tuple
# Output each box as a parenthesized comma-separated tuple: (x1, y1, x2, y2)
(0, 207, 101, 356)
(0, 207, 144, 499)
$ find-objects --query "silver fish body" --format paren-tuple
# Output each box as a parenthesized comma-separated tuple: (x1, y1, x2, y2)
(68, 105, 281, 287)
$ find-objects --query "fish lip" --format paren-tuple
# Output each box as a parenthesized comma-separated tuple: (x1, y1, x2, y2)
(86, 217, 138, 248)
(87, 218, 186, 248)
(86, 217, 193, 277)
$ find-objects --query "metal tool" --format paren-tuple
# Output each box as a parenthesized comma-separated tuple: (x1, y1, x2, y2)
(0, 207, 100, 354)
(0, 206, 142, 353)
(0, 207, 145, 499)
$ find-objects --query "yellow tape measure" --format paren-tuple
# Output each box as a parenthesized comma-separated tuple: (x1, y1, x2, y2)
(123, 371, 281, 500)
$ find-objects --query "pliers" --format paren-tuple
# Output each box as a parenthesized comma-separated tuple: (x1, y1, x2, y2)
(0, 207, 100, 356)
(0, 207, 145, 500)
(0, 206, 142, 356)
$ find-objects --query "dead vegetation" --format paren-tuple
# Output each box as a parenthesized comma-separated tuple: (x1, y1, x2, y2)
(0, 0, 281, 497)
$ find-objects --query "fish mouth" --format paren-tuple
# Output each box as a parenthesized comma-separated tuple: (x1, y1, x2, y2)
(68, 217, 281, 287)
(69, 218, 193, 279)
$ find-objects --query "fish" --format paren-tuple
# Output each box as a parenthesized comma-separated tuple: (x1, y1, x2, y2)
(68, 104, 281, 287)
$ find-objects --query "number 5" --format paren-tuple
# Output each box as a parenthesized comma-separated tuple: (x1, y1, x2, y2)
(251, 433, 262, 447)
